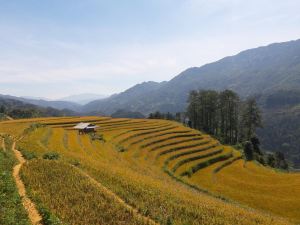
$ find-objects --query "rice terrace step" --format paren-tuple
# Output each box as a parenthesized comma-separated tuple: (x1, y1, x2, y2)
(0, 116, 299, 224)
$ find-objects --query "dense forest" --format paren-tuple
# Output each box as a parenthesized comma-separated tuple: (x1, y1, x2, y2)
(256, 90, 300, 167)
(185, 90, 288, 170)
(0, 98, 76, 119)
(186, 90, 261, 144)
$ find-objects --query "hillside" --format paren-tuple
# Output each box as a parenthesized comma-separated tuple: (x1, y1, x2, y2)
(84, 81, 167, 113)
(0, 94, 82, 112)
(0, 97, 77, 119)
(111, 109, 145, 119)
(82, 39, 300, 167)
(0, 116, 299, 224)
(58, 93, 107, 105)
(83, 39, 300, 114)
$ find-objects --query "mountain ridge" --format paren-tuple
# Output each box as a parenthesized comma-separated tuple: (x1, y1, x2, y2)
(82, 38, 300, 166)
(0, 94, 82, 112)
(58, 93, 107, 105)
(83, 38, 300, 115)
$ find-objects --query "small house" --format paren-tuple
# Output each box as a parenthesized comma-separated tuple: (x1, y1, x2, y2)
(74, 122, 99, 134)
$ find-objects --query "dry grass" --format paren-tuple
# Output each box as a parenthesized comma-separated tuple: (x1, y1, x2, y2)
(190, 155, 300, 223)
(0, 117, 298, 224)
(21, 160, 145, 225)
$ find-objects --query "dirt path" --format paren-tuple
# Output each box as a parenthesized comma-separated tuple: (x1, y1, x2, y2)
(74, 166, 159, 225)
(12, 141, 43, 225)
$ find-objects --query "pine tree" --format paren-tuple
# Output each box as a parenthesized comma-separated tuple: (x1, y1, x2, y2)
(219, 90, 239, 144)
(240, 98, 262, 141)
(187, 90, 198, 129)
(243, 141, 254, 161)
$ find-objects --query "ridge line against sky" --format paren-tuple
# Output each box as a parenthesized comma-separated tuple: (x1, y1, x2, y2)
(0, 0, 300, 99)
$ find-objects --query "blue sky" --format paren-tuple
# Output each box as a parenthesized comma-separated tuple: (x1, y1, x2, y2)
(0, 0, 300, 99)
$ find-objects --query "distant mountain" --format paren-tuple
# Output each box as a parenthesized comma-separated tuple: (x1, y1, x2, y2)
(0, 97, 77, 119)
(82, 39, 300, 167)
(84, 81, 167, 113)
(21, 96, 51, 101)
(83, 39, 300, 115)
(0, 94, 82, 112)
(22, 98, 82, 111)
(58, 93, 107, 105)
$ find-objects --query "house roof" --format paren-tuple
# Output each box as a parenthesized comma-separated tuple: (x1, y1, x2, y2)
(74, 122, 99, 129)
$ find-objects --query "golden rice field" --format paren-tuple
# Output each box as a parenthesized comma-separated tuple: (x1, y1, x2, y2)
(0, 116, 299, 225)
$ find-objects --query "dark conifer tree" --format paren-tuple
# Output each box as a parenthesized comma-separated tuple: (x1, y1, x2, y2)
(243, 141, 254, 161)
(240, 98, 262, 141)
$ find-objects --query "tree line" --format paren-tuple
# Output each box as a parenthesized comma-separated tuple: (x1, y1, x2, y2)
(186, 89, 288, 170)
(148, 111, 181, 121)
(187, 89, 261, 144)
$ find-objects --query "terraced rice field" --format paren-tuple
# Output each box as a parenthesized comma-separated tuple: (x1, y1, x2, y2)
(0, 116, 299, 224)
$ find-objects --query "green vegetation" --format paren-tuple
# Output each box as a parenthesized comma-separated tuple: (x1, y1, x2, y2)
(243, 136, 289, 170)
(187, 89, 262, 145)
(0, 98, 75, 119)
(257, 102, 300, 168)
(43, 152, 60, 160)
(0, 149, 30, 225)
(89, 132, 105, 142)
(186, 89, 289, 169)
(19, 148, 38, 160)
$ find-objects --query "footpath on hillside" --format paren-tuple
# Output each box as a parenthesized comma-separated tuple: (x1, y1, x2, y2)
(11, 139, 43, 225)
(74, 166, 160, 225)
(9, 135, 159, 225)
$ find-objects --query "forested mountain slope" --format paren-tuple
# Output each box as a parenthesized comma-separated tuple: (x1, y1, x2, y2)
(0, 94, 82, 111)
(0, 97, 76, 119)
(84, 39, 300, 115)
(83, 39, 300, 167)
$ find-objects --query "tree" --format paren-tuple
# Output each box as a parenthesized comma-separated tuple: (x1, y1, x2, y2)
(187, 90, 199, 129)
(175, 112, 181, 122)
(186, 90, 264, 147)
(186, 89, 241, 144)
(274, 152, 289, 170)
(243, 141, 254, 161)
(193, 90, 219, 135)
(165, 112, 174, 120)
(250, 136, 262, 155)
(148, 113, 154, 119)
(219, 90, 239, 144)
(0, 105, 6, 114)
(266, 154, 276, 167)
(240, 98, 262, 141)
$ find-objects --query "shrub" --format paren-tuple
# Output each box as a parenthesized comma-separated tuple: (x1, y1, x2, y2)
(90, 133, 106, 142)
(233, 143, 243, 150)
(254, 153, 265, 165)
(166, 217, 173, 225)
(43, 152, 60, 160)
(24, 123, 45, 135)
(20, 149, 37, 160)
